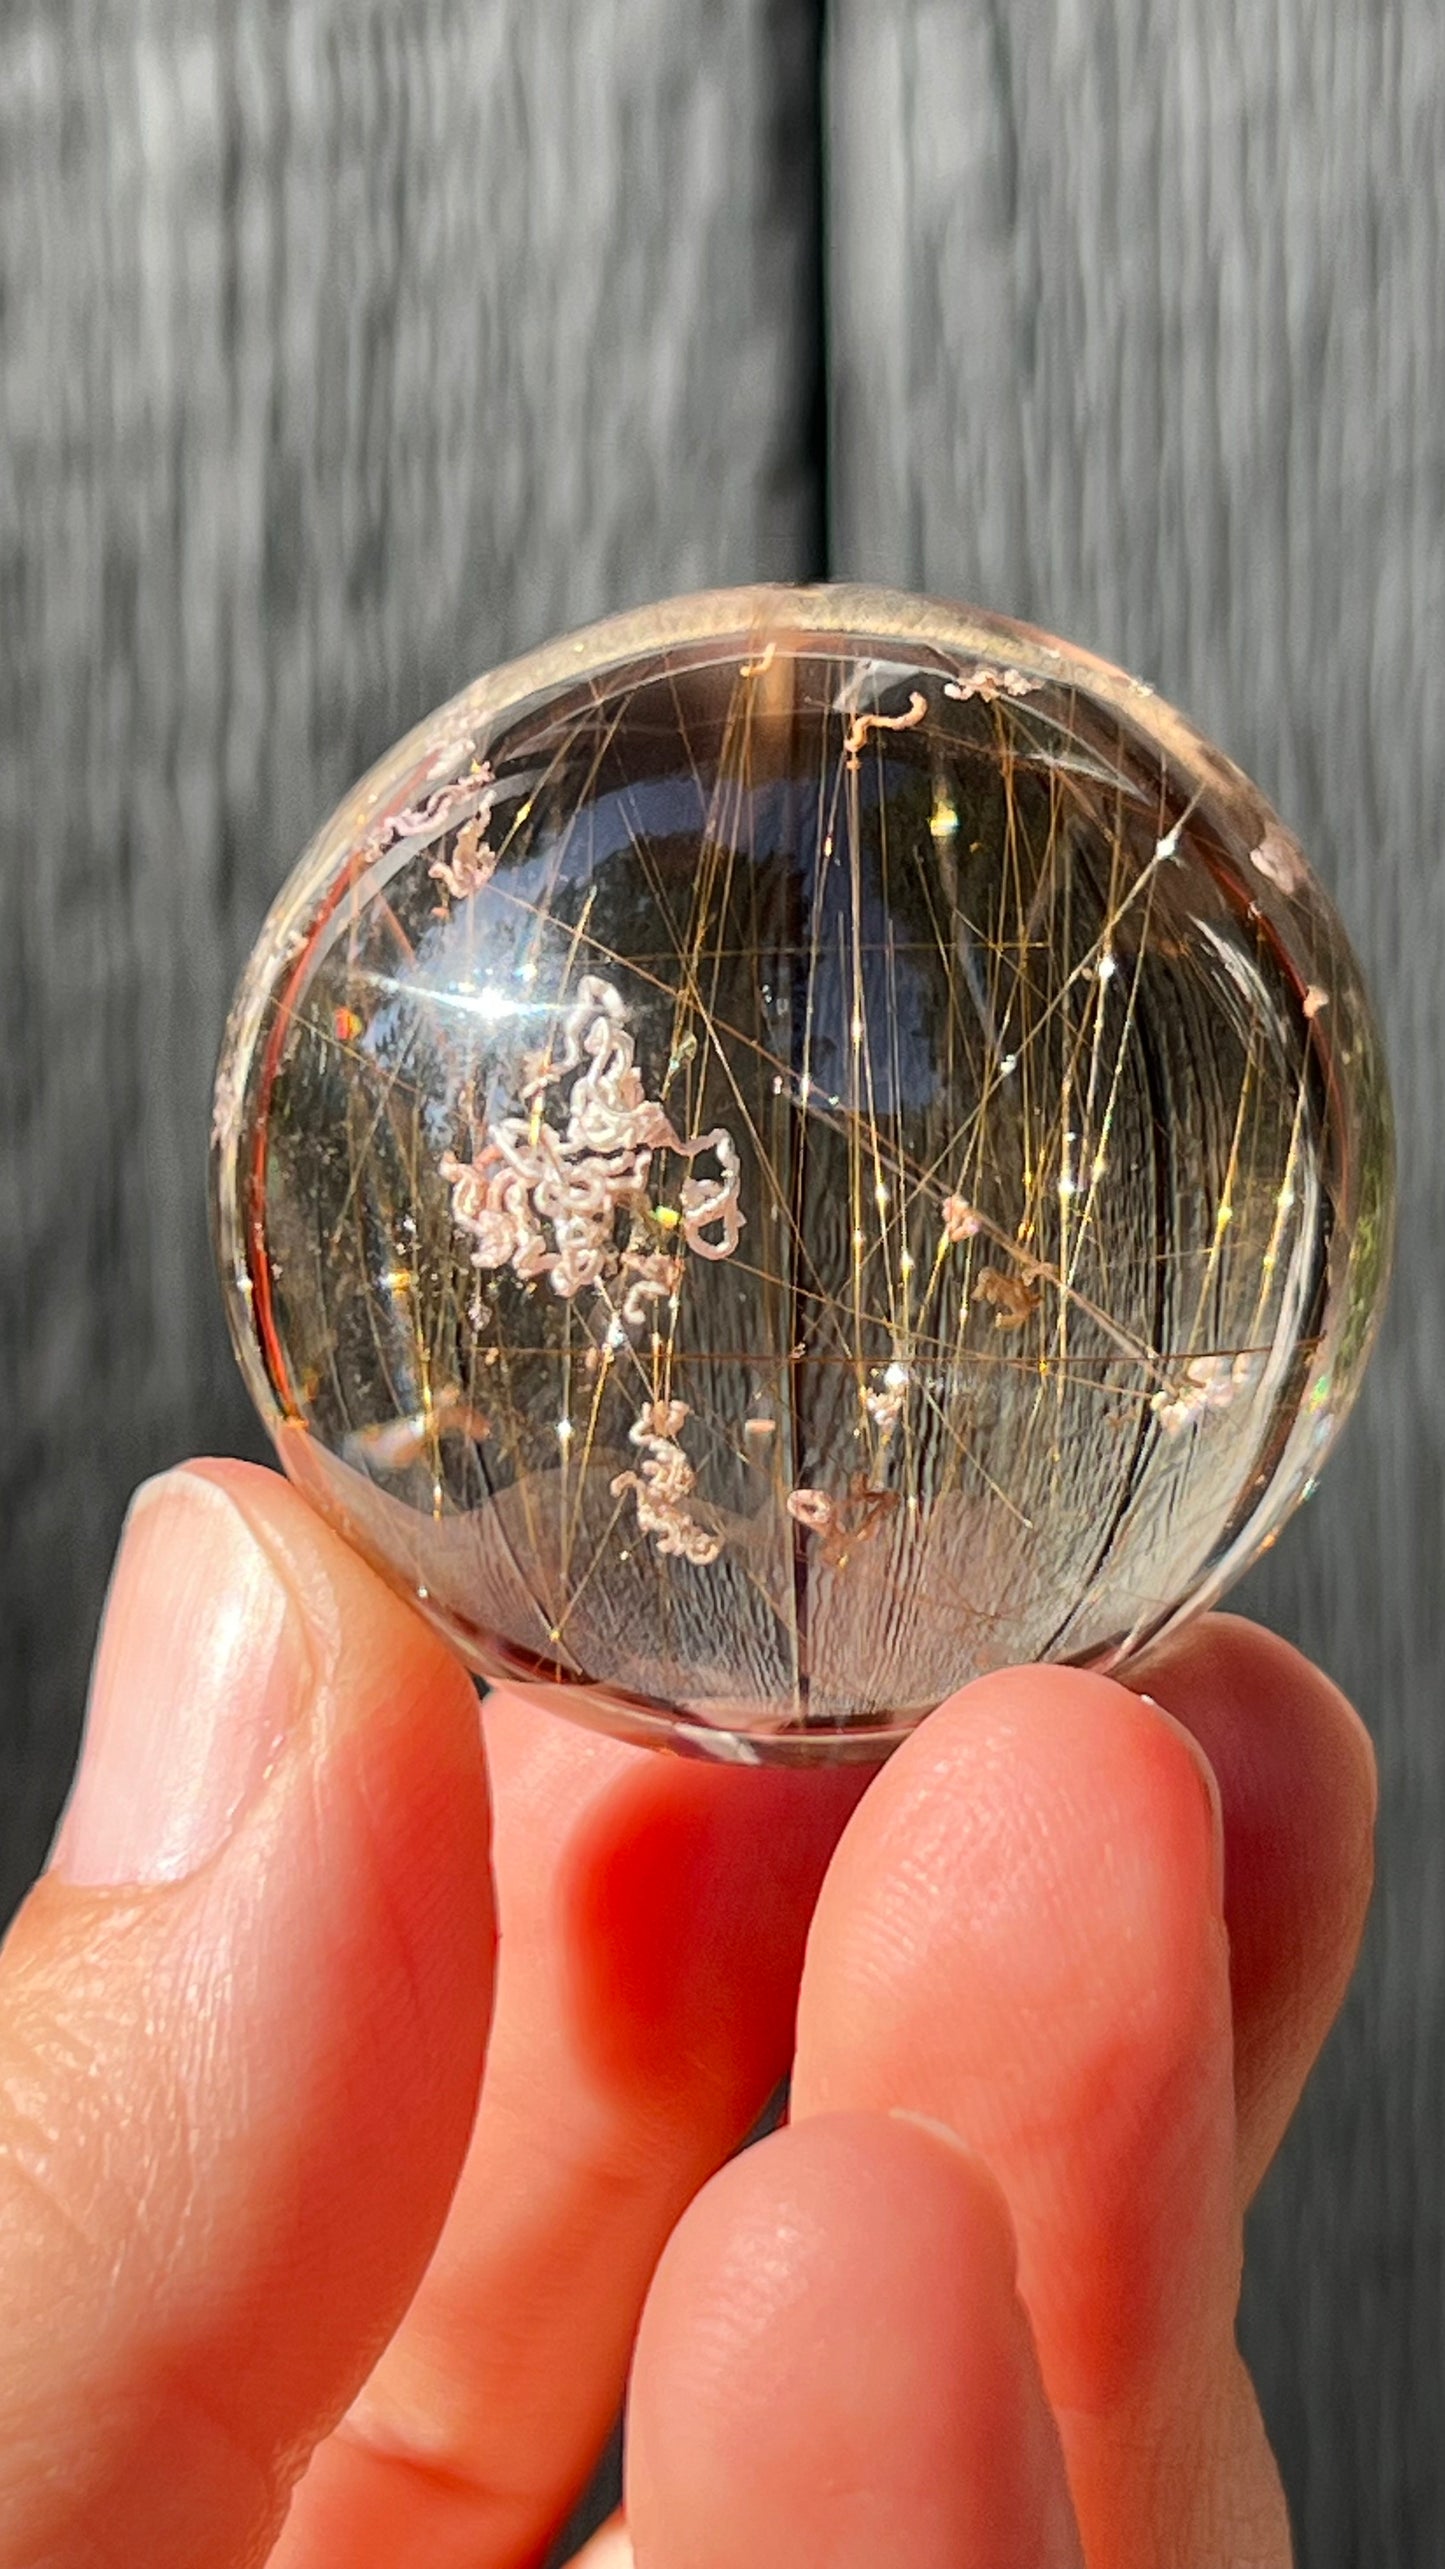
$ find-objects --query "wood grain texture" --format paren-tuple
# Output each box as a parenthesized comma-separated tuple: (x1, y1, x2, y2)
(4, 0, 1440, 2553)
(826, 2, 1444, 2556)
(0, 0, 822, 1915)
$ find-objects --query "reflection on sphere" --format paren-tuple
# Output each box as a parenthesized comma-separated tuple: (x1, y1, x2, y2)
(213, 588, 1393, 1762)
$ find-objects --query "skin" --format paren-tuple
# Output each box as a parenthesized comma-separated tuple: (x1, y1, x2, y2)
(0, 1459, 1375, 2568)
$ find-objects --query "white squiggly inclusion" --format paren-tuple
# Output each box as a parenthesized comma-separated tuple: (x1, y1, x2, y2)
(439, 980, 742, 1566)
(610, 1398, 721, 1567)
(440, 976, 743, 1300)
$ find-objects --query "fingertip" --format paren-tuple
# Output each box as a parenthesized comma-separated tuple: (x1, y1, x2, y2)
(1132, 1691, 1227, 1908)
(187, 1453, 486, 1711)
(799, 1665, 1227, 2108)
(183, 1454, 496, 1939)
(1136, 1610, 1378, 1849)
(887, 2107, 1019, 2261)
(627, 2111, 1081, 2569)
(1129, 1612, 1377, 2193)
(793, 1664, 1237, 2414)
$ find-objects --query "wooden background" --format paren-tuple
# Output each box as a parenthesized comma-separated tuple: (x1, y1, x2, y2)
(1, 0, 1439, 2556)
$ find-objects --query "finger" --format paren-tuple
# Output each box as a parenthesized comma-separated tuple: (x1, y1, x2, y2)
(0, 1461, 493, 2569)
(277, 1691, 867, 2569)
(626, 2111, 1084, 2569)
(792, 1667, 1292, 2568)
(567, 2523, 632, 2569)
(1129, 1612, 1377, 2198)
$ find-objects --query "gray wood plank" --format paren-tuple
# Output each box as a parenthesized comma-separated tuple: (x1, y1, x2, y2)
(826, 2, 1444, 2557)
(0, 0, 823, 1914)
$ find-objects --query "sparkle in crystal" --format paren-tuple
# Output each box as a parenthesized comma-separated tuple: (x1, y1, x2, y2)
(212, 588, 1393, 1762)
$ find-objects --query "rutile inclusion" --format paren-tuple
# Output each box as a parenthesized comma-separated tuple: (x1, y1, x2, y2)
(212, 586, 1393, 1762)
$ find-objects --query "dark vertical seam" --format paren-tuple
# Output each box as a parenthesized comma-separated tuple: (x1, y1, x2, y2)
(803, 0, 831, 577)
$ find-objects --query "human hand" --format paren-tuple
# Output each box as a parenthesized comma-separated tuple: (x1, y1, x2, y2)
(0, 1461, 1374, 2566)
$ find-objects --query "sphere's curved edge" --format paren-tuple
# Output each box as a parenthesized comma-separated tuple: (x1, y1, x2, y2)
(471, 1670, 915, 1768)
(209, 583, 1396, 1759)
(206, 574, 1293, 1386)
(207, 579, 1312, 1208)
(269, 1418, 914, 1766)
(441, 580, 1285, 850)
(212, 583, 1297, 1146)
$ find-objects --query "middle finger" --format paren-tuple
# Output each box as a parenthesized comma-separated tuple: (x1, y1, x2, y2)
(275, 1685, 865, 2569)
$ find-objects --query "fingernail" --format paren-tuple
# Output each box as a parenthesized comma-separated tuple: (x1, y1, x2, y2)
(52, 1469, 310, 1887)
(1138, 1692, 1226, 1911)
(888, 2112, 1020, 2281)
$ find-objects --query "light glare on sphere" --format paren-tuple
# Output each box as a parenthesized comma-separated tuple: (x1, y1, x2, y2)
(212, 587, 1393, 1763)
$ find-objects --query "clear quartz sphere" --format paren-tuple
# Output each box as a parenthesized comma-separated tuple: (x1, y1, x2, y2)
(212, 586, 1393, 1763)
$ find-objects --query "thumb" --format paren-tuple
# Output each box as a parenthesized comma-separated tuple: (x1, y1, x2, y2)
(0, 1460, 494, 2569)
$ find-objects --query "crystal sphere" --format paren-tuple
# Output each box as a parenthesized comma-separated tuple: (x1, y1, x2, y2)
(212, 586, 1393, 1763)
